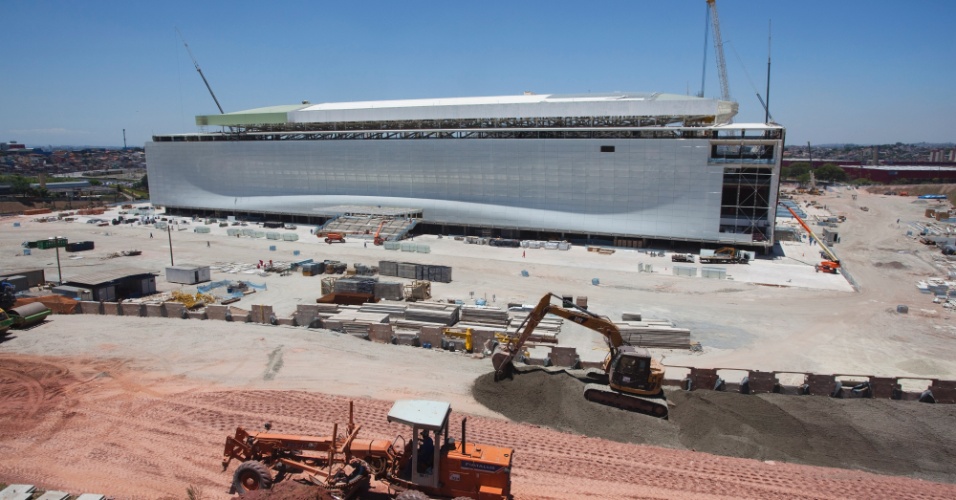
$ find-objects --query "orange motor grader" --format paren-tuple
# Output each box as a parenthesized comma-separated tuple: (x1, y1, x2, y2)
(222, 400, 513, 499)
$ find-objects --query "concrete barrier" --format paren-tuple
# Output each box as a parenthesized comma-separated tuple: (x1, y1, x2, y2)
(805, 374, 836, 396)
(368, 323, 393, 344)
(746, 371, 778, 394)
(102, 302, 121, 316)
(163, 302, 187, 319)
(205, 304, 229, 321)
(295, 304, 321, 327)
(420, 326, 443, 348)
(930, 379, 956, 403)
(548, 346, 579, 368)
(251, 305, 274, 324)
(121, 303, 144, 317)
(144, 304, 164, 318)
(79, 301, 102, 315)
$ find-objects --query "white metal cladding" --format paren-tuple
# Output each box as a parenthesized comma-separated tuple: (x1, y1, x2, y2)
(288, 93, 737, 125)
(146, 137, 736, 241)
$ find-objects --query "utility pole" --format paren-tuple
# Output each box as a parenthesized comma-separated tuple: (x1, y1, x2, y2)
(167, 224, 174, 266)
(123, 129, 127, 150)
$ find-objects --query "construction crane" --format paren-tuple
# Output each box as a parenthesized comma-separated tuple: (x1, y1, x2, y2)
(176, 28, 225, 115)
(783, 204, 841, 273)
(706, 0, 732, 102)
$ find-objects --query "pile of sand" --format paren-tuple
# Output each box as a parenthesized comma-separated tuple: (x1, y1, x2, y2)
(473, 370, 956, 483)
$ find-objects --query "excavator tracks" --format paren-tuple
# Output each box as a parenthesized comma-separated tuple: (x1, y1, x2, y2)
(506, 364, 669, 419)
(583, 383, 669, 419)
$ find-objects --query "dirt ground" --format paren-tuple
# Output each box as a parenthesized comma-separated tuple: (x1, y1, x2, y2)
(2, 186, 956, 498)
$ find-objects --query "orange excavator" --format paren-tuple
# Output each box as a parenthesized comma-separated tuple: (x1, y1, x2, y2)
(492, 293, 668, 418)
(373, 220, 387, 246)
(783, 204, 841, 273)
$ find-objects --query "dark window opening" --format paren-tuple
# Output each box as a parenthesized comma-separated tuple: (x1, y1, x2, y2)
(600, 145, 615, 153)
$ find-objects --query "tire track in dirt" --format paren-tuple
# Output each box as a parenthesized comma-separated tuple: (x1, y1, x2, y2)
(1, 356, 955, 499)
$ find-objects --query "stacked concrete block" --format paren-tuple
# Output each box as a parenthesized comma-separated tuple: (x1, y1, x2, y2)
(144, 304, 164, 317)
(102, 302, 121, 316)
(368, 323, 394, 344)
(205, 304, 229, 321)
(164, 302, 187, 319)
(548, 346, 579, 368)
(420, 325, 443, 348)
(277, 317, 295, 326)
(121, 303, 144, 317)
(470, 329, 497, 353)
(79, 301, 102, 315)
(250, 305, 275, 324)
(295, 304, 321, 327)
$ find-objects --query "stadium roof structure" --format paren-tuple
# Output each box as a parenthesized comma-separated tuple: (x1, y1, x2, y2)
(195, 92, 738, 130)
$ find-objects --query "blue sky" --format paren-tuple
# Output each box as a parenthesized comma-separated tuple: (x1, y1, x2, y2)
(2, 0, 954, 148)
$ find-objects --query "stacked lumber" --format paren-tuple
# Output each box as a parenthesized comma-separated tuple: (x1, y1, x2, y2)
(615, 321, 691, 349)
(460, 306, 509, 328)
(405, 302, 459, 325)
(392, 318, 448, 331)
(358, 302, 407, 320)
(323, 310, 390, 339)
(315, 303, 341, 313)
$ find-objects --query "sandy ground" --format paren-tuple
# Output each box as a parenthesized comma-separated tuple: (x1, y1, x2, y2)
(2, 187, 956, 498)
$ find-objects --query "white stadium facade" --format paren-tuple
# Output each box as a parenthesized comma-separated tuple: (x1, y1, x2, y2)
(146, 92, 784, 248)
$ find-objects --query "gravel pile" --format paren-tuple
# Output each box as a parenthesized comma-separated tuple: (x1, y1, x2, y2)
(473, 370, 956, 483)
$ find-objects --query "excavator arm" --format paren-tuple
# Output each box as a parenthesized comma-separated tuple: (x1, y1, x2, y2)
(493, 293, 624, 379)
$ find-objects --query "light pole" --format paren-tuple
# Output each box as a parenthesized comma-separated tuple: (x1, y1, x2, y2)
(50, 236, 63, 285)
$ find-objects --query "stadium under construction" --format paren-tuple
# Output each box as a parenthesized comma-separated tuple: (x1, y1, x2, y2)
(145, 92, 784, 248)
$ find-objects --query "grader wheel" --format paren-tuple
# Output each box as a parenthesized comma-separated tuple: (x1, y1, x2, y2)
(232, 460, 273, 494)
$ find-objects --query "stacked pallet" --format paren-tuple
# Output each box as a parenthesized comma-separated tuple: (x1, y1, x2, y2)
(459, 306, 509, 328)
(405, 302, 460, 325)
(615, 321, 691, 349)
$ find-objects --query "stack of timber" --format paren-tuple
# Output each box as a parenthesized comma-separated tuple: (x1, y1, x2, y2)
(615, 320, 691, 349)
(358, 302, 407, 320)
(405, 302, 460, 326)
(323, 307, 390, 339)
(459, 306, 509, 328)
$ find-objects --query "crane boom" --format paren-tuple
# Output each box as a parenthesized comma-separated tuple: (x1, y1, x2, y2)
(707, 0, 732, 102)
(176, 28, 225, 115)
(784, 204, 840, 268)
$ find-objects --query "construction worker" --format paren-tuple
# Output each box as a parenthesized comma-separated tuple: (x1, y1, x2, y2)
(417, 430, 434, 473)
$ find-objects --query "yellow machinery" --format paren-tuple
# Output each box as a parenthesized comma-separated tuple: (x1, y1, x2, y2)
(442, 327, 473, 352)
(492, 293, 668, 418)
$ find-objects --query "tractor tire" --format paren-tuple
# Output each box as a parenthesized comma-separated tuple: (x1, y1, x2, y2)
(232, 460, 273, 494)
(396, 490, 431, 500)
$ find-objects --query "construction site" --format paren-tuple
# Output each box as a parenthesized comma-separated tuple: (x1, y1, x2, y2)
(2, 0, 955, 497)
(1, 182, 956, 499)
